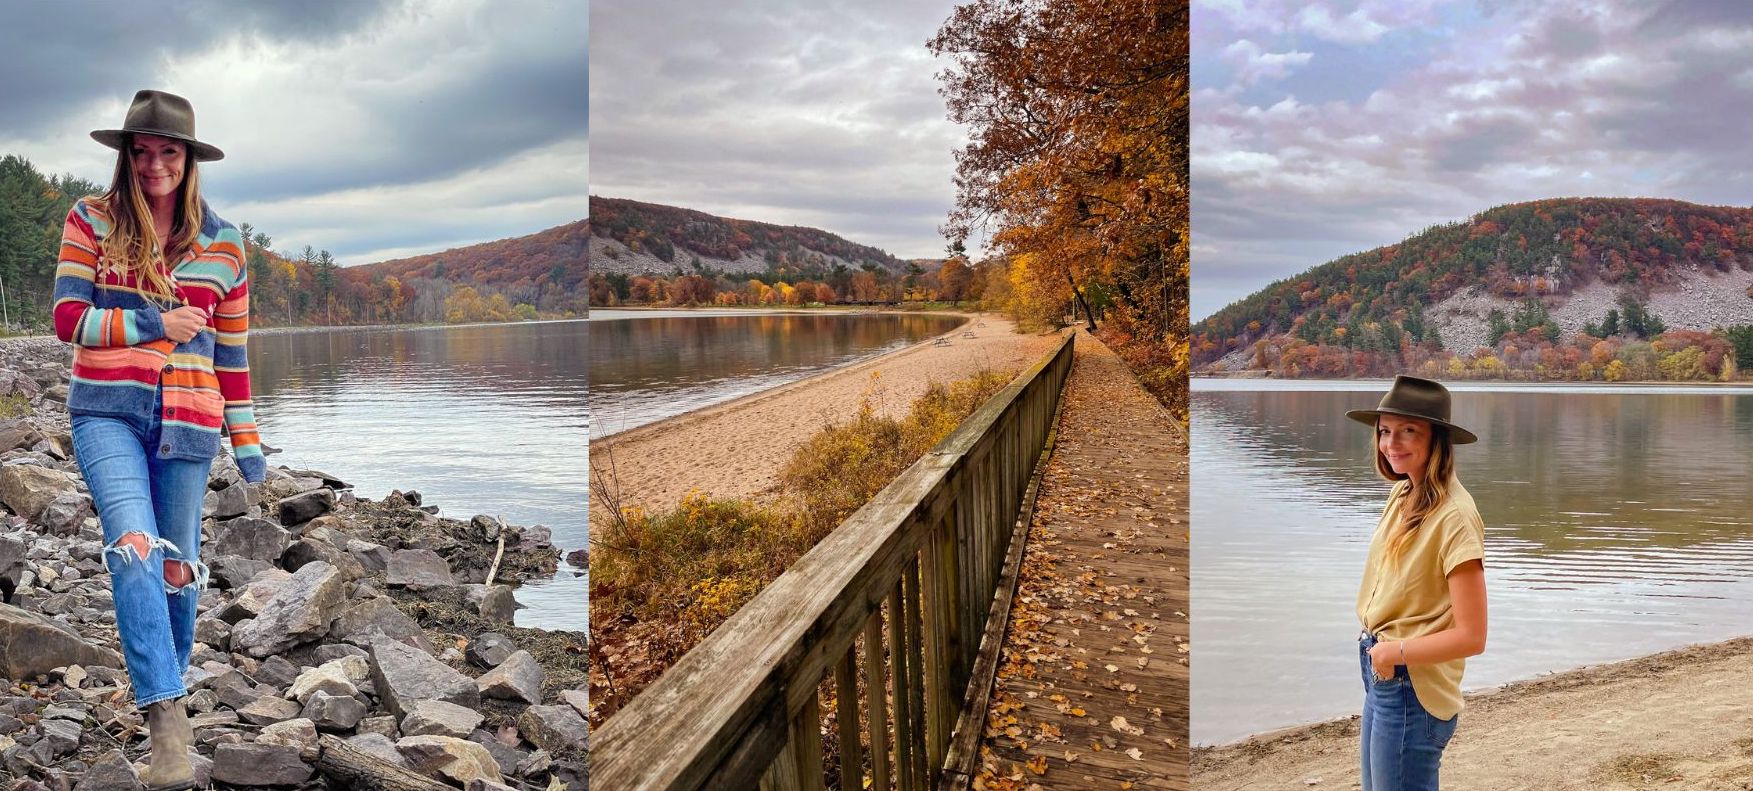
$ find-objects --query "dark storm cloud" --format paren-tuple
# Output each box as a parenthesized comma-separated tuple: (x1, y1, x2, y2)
(1, 0, 587, 265)
(1192, 0, 1753, 320)
(0, 0, 400, 139)
(590, 0, 966, 259)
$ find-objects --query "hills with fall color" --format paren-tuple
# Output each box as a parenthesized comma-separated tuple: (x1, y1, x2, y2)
(1193, 198, 1753, 373)
(588, 196, 907, 279)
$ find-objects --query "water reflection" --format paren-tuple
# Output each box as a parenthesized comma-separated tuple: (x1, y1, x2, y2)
(589, 311, 966, 436)
(249, 320, 587, 632)
(1192, 384, 1753, 745)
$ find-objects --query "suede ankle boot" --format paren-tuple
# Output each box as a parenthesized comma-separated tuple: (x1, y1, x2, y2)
(142, 698, 195, 791)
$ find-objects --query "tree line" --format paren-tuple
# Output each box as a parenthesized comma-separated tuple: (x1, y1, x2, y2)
(1235, 314, 1753, 383)
(588, 254, 985, 308)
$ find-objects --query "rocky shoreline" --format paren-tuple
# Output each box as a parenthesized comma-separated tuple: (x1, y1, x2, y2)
(0, 338, 586, 789)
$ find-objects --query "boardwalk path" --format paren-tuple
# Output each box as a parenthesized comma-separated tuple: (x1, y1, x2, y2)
(974, 330, 1190, 790)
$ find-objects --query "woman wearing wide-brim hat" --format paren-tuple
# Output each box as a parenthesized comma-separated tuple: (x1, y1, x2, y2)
(53, 89, 264, 791)
(1345, 375, 1487, 791)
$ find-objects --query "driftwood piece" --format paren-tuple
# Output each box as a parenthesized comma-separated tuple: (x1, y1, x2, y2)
(314, 734, 453, 791)
(486, 518, 508, 585)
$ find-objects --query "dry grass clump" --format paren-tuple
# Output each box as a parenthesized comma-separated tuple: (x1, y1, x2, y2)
(592, 369, 1010, 629)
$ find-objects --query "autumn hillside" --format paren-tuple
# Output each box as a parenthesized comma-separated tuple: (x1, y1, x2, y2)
(589, 196, 907, 278)
(1194, 198, 1753, 379)
(231, 219, 587, 327)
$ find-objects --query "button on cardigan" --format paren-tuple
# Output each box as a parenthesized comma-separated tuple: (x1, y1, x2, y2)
(51, 198, 267, 483)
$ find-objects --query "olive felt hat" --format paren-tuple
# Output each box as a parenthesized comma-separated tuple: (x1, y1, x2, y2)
(1345, 374, 1478, 444)
(90, 89, 224, 162)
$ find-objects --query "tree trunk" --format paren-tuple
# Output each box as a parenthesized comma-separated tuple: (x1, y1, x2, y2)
(1065, 270, 1097, 331)
(314, 735, 455, 791)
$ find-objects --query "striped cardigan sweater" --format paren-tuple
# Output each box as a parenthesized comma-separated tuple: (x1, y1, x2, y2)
(52, 198, 266, 482)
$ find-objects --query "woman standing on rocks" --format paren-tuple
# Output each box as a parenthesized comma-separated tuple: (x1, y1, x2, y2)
(1346, 376, 1488, 791)
(51, 89, 263, 791)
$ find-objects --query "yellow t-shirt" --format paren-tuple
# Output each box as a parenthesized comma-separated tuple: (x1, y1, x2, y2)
(1355, 476, 1486, 720)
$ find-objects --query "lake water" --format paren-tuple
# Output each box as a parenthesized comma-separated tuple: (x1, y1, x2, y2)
(1191, 378, 1753, 745)
(588, 309, 967, 437)
(248, 320, 587, 632)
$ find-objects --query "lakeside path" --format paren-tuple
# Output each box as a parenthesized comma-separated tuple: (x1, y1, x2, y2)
(976, 330, 1190, 790)
(1194, 636, 1753, 790)
(589, 314, 1063, 510)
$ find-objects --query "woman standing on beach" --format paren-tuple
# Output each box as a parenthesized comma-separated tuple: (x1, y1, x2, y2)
(1346, 375, 1488, 791)
(52, 90, 262, 791)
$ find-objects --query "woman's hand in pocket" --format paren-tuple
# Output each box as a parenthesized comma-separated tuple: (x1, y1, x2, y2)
(1369, 641, 1401, 681)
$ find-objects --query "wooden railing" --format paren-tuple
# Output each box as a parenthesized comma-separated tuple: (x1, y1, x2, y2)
(595, 331, 1077, 791)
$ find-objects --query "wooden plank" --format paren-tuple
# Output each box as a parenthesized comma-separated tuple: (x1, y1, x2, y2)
(795, 689, 826, 791)
(922, 521, 945, 775)
(760, 725, 802, 791)
(835, 648, 863, 791)
(889, 583, 915, 791)
(902, 556, 928, 788)
(864, 611, 892, 791)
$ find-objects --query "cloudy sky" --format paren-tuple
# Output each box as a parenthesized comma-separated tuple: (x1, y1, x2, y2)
(1193, 0, 1753, 320)
(590, 0, 968, 260)
(0, 0, 586, 266)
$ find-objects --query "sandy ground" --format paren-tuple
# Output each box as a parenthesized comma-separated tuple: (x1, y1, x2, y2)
(1193, 636, 1753, 790)
(589, 314, 1064, 510)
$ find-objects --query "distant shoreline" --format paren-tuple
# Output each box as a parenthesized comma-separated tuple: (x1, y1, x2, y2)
(1193, 372, 1753, 389)
(589, 304, 979, 319)
(0, 315, 586, 343)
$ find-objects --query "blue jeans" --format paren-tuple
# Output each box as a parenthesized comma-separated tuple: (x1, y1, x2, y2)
(1360, 631, 1458, 791)
(71, 387, 213, 709)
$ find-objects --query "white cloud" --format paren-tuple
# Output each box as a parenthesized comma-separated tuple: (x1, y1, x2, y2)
(1222, 39, 1314, 85)
(1193, 0, 1753, 320)
(1297, 4, 1389, 44)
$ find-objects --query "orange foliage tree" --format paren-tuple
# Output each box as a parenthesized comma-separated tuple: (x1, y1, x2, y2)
(931, 0, 1189, 416)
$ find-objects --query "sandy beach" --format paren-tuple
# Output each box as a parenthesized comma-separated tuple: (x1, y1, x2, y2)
(589, 313, 1064, 510)
(1193, 636, 1753, 790)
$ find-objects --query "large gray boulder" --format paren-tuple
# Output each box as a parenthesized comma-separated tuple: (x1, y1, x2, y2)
(329, 597, 433, 652)
(0, 464, 79, 522)
(0, 603, 121, 679)
(476, 650, 544, 705)
(210, 743, 313, 786)
(396, 735, 503, 786)
(37, 492, 93, 536)
(208, 516, 290, 562)
(217, 567, 293, 623)
(230, 561, 346, 657)
(368, 637, 479, 720)
(276, 488, 335, 526)
(385, 549, 454, 590)
(0, 421, 47, 455)
(400, 699, 484, 738)
(518, 705, 589, 754)
(203, 480, 257, 521)
(75, 749, 142, 791)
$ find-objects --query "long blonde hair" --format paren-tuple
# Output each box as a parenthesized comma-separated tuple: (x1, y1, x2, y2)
(92, 136, 203, 308)
(1374, 418, 1455, 562)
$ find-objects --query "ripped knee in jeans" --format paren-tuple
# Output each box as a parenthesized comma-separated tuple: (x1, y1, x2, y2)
(105, 533, 206, 594)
